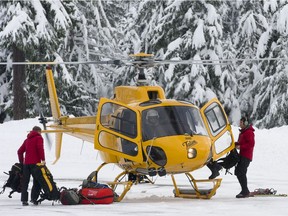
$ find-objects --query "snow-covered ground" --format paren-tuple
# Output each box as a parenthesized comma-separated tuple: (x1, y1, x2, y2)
(0, 118, 287, 216)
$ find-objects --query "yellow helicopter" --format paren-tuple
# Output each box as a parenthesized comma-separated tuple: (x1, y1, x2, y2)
(39, 53, 235, 201)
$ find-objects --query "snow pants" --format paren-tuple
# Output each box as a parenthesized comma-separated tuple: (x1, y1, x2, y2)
(235, 156, 251, 194)
(21, 164, 42, 202)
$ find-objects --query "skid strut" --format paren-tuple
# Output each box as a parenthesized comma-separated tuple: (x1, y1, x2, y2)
(107, 171, 133, 202)
(89, 163, 133, 202)
(91, 163, 153, 202)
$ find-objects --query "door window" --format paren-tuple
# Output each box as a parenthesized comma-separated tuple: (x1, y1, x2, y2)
(98, 102, 138, 156)
(201, 100, 234, 157)
(100, 103, 137, 138)
(205, 104, 226, 137)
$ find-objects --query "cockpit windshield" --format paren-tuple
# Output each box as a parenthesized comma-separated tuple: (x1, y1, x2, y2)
(142, 106, 208, 141)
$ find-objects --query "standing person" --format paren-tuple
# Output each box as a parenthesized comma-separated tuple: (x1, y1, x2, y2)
(235, 116, 255, 198)
(17, 126, 46, 206)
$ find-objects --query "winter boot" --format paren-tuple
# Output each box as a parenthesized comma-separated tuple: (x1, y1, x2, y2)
(208, 162, 222, 179)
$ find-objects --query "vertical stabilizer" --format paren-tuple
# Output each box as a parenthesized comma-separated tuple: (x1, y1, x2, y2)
(45, 66, 63, 164)
(45, 66, 61, 120)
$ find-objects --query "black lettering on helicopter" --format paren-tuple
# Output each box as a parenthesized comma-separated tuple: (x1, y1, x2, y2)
(182, 140, 197, 149)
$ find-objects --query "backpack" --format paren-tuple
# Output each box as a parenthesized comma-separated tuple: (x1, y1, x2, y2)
(32, 163, 60, 203)
(59, 188, 80, 205)
(217, 148, 240, 173)
(80, 179, 116, 204)
(82, 179, 110, 189)
(1, 163, 23, 198)
(79, 187, 115, 204)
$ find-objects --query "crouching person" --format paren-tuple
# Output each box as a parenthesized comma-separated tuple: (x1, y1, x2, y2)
(17, 126, 46, 206)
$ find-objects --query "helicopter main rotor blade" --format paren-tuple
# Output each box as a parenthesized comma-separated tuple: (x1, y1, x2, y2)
(2, 55, 288, 69)
(152, 57, 288, 65)
(0, 60, 123, 66)
(123, 57, 288, 67)
(128, 59, 227, 67)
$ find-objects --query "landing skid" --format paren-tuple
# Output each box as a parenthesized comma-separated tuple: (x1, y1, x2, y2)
(172, 173, 222, 199)
(90, 163, 221, 201)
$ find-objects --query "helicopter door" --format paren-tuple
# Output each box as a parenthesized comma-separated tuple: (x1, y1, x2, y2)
(200, 98, 235, 160)
(95, 98, 143, 163)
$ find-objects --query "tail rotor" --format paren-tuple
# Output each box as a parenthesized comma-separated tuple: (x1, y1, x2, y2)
(35, 99, 52, 150)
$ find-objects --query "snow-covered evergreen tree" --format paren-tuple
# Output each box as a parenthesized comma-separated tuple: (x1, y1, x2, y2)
(0, 49, 11, 123)
(0, 0, 73, 119)
(0, 0, 125, 118)
(219, 1, 241, 124)
(57, 0, 127, 116)
(251, 1, 288, 128)
(112, 0, 143, 87)
(233, 1, 267, 121)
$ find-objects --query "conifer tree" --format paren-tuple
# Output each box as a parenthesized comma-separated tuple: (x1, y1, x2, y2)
(0, 0, 73, 119)
(250, 1, 288, 128)
(59, 0, 126, 115)
(233, 1, 266, 121)
(218, 1, 241, 123)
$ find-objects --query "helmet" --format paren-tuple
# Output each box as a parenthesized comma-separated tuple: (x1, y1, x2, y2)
(146, 109, 159, 125)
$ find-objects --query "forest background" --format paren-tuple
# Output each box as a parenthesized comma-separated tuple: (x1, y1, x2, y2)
(0, 0, 288, 129)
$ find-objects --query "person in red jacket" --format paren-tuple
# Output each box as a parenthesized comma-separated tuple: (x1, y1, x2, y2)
(235, 116, 255, 198)
(17, 126, 46, 206)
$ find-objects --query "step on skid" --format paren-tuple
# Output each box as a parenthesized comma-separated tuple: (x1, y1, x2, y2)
(172, 173, 222, 199)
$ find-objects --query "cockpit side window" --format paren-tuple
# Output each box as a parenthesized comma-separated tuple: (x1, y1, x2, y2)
(100, 103, 137, 138)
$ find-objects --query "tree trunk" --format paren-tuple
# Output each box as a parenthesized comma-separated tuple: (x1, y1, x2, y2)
(12, 45, 26, 120)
